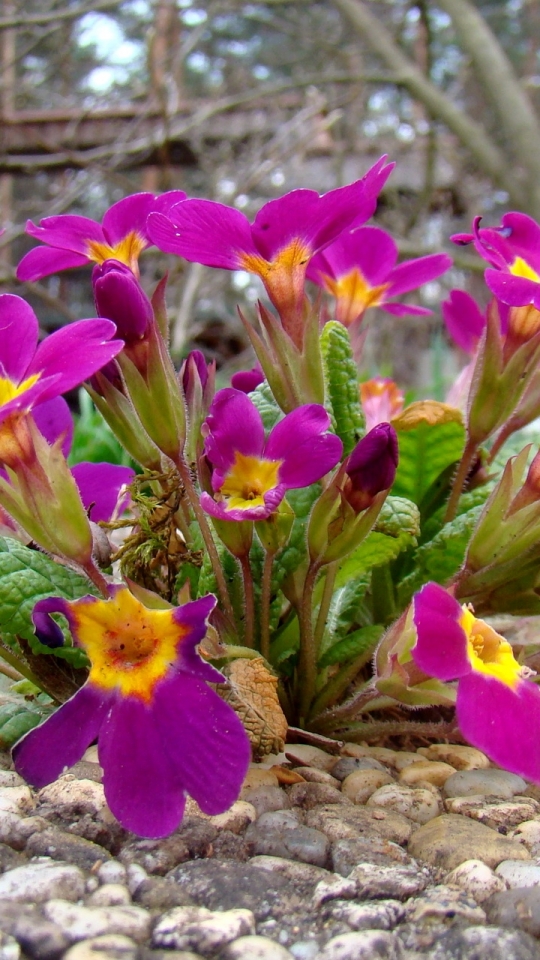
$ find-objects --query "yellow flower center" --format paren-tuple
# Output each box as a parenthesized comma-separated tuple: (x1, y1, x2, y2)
(322, 268, 388, 326)
(460, 605, 522, 688)
(74, 588, 187, 702)
(0, 373, 40, 407)
(220, 452, 282, 512)
(239, 237, 312, 282)
(510, 256, 540, 282)
(86, 231, 147, 274)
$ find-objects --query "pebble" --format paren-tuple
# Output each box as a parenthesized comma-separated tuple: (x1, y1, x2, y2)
(330, 758, 389, 780)
(221, 934, 294, 959)
(292, 768, 340, 788)
(408, 814, 531, 870)
(330, 837, 410, 877)
(312, 875, 357, 907)
(87, 884, 132, 907)
(324, 899, 405, 930)
(423, 925, 540, 960)
(443, 769, 528, 799)
(341, 745, 398, 765)
(249, 855, 329, 887)
(305, 804, 413, 845)
(25, 827, 112, 870)
(207, 802, 256, 834)
(366, 783, 441, 824)
(241, 767, 280, 791)
(97, 862, 128, 886)
(242, 786, 291, 816)
(398, 761, 455, 787)
(314, 929, 403, 959)
(495, 859, 540, 888)
(405, 884, 487, 924)
(288, 783, 351, 810)
(245, 821, 330, 867)
(62, 935, 138, 960)
(0, 774, 24, 789)
(417, 743, 490, 770)
(151, 905, 255, 952)
(38, 778, 109, 818)
(0, 787, 34, 816)
(350, 861, 432, 900)
(119, 835, 191, 875)
(0, 934, 19, 960)
(445, 858, 506, 901)
(392, 752, 426, 772)
(0, 909, 69, 960)
(511, 818, 540, 851)
(485, 886, 540, 938)
(0, 860, 86, 902)
(125, 863, 147, 895)
(42, 900, 152, 943)
(341, 770, 394, 803)
(444, 795, 539, 828)
(283, 745, 337, 772)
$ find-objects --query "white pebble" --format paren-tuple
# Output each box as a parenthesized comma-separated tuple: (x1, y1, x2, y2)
(445, 859, 506, 902)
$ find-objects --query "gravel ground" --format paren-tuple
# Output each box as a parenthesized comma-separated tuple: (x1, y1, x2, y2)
(0, 741, 540, 960)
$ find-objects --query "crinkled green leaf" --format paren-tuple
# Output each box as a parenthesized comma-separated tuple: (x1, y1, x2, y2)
(249, 381, 284, 432)
(393, 420, 465, 506)
(318, 624, 384, 668)
(0, 695, 54, 748)
(320, 321, 364, 455)
(0, 537, 97, 665)
(319, 578, 371, 657)
(335, 501, 419, 591)
(374, 496, 421, 540)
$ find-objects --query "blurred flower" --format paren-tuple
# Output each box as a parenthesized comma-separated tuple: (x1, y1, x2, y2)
(16, 191, 187, 282)
(13, 589, 251, 838)
(231, 365, 265, 394)
(360, 377, 404, 431)
(413, 581, 540, 783)
(200, 388, 342, 521)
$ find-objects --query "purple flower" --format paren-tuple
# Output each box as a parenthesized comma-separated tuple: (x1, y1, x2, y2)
(93, 261, 153, 343)
(0, 295, 122, 431)
(344, 423, 398, 513)
(452, 213, 540, 310)
(13, 588, 251, 838)
(413, 582, 540, 783)
(147, 159, 393, 339)
(307, 226, 451, 327)
(441, 290, 491, 354)
(230, 366, 265, 393)
(16, 191, 187, 283)
(200, 388, 343, 521)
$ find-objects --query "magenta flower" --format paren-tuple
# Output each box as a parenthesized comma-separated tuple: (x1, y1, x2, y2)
(307, 226, 452, 327)
(16, 191, 187, 283)
(230, 365, 265, 394)
(452, 213, 540, 309)
(201, 388, 343, 521)
(92, 260, 153, 344)
(147, 158, 393, 339)
(13, 588, 251, 838)
(413, 581, 540, 783)
(0, 294, 122, 431)
(442, 290, 490, 354)
(343, 423, 398, 513)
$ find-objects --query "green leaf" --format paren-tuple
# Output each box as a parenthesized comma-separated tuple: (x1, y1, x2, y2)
(335, 498, 420, 590)
(392, 419, 465, 506)
(320, 321, 364, 455)
(318, 624, 384, 667)
(375, 496, 421, 540)
(319, 578, 371, 657)
(249, 381, 284, 432)
(0, 695, 54, 749)
(0, 538, 97, 659)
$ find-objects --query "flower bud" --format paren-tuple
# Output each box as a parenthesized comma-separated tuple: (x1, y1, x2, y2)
(93, 260, 153, 343)
(343, 423, 398, 513)
(507, 304, 540, 346)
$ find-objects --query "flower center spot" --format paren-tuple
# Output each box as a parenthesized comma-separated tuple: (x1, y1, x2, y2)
(220, 452, 282, 511)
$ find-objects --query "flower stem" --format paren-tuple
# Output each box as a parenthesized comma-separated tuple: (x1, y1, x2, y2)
(81, 559, 110, 597)
(239, 555, 255, 649)
(310, 680, 380, 733)
(444, 438, 477, 524)
(0, 643, 46, 693)
(173, 455, 235, 623)
(260, 548, 275, 662)
(298, 560, 321, 725)
(313, 561, 337, 655)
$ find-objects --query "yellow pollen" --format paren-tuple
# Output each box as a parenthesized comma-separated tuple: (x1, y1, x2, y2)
(323, 268, 389, 326)
(460, 605, 522, 689)
(239, 238, 312, 282)
(220, 452, 282, 512)
(0, 373, 40, 407)
(86, 231, 147, 273)
(510, 256, 540, 283)
(73, 588, 187, 702)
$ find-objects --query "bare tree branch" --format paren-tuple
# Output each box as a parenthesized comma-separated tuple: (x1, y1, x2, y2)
(0, 0, 125, 31)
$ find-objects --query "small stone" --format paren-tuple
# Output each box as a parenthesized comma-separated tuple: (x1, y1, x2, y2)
(246, 823, 330, 867)
(445, 859, 506, 902)
(151, 906, 255, 952)
(399, 761, 455, 787)
(444, 796, 539, 829)
(42, 900, 151, 944)
(443, 769, 527, 799)
(293, 768, 340, 788)
(511, 819, 540, 849)
(330, 837, 410, 877)
(325, 900, 405, 930)
(125, 863, 147, 895)
(305, 804, 412, 846)
(62, 934, 138, 960)
(248, 856, 330, 885)
(0, 933, 19, 960)
(0, 844, 24, 874)
(341, 745, 397, 765)
(289, 941, 319, 960)
(0, 775, 23, 789)
(392, 753, 426, 772)
(26, 827, 111, 871)
(250, 811, 302, 831)
(9, 913, 67, 960)
(207, 801, 256, 833)
(284, 745, 337, 772)
(408, 814, 531, 870)
(405, 884, 487, 923)
(67, 762, 103, 784)
(0, 814, 23, 849)
(331, 758, 389, 780)
(367, 784, 441, 825)
(312, 875, 357, 906)
(341, 770, 394, 804)
(242, 786, 291, 817)
(97, 862, 128, 886)
(119, 836, 190, 875)
(38, 778, 108, 817)
(0, 861, 86, 902)
(241, 767, 280, 793)
(167, 859, 301, 920)
(495, 859, 540, 888)
(485, 887, 540, 938)
(221, 935, 294, 959)
(349, 861, 431, 900)
(0, 787, 34, 816)
(417, 744, 490, 770)
(288, 783, 352, 809)
(422, 925, 540, 960)
(86, 884, 132, 907)
(315, 929, 403, 959)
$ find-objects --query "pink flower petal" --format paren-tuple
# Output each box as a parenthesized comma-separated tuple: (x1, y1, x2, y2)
(413, 582, 472, 681)
(203, 388, 266, 486)
(71, 463, 134, 522)
(485, 270, 540, 308)
(32, 397, 73, 457)
(147, 200, 256, 269)
(265, 405, 342, 488)
(386, 253, 452, 296)
(29, 319, 123, 394)
(0, 294, 39, 381)
(25, 215, 105, 253)
(101, 193, 156, 245)
(16, 247, 89, 282)
(442, 290, 486, 354)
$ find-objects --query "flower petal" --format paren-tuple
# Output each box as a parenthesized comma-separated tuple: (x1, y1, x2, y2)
(200, 487, 284, 521)
(203, 388, 266, 484)
(485, 270, 540, 309)
(147, 200, 256, 269)
(172, 594, 225, 684)
(13, 683, 112, 789)
(25, 216, 105, 253)
(16, 247, 90, 283)
(98, 694, 186, 837)
(154, 671, 251, 815)
(386, 253, 452, 297)
(381, 303, 433, 317)
(412, 582, 472, 681)
(457, 671, 540, 783)
(0, 295, 38, 381)
(101, 194, 156, 245)
(29, 319, 123, 394)
(265, 405, 342, 488)
(309, 226, 397, 287)
(32, 397, 74, 457)
(442, 290, 486, 354)
(71, 463, 134, 522)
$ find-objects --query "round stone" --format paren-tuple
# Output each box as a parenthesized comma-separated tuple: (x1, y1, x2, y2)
(445, 859, 506, 902)
(443, 769, 527, 799)
(341, 770, 394, 804)
(367, 783, 441, 824)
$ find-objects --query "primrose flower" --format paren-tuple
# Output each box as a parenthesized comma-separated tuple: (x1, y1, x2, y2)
(0, 294, 121, 439)
(360, 377, 404, 431)
(147, 158, 393, 342)
(307, 226, 452, 327)
(452, 213, 540, 310)
(413, 582, 540, 783)
(16, 190, 187, 282)
(13, 589, 251, 838)
(231, 365, 265, 394)
(442, 290, 490, 354)
(343, 423, 399, 513)
(200, 388, 343, 521)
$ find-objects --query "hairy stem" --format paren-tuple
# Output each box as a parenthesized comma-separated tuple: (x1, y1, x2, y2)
(260, 549, 275, 662)
(313, 561, 338, 655)
(80, 558, 110, 597)
(444, 438, 478, 524)
(297, 560, 322, 724)
(240, 555, 255, 649)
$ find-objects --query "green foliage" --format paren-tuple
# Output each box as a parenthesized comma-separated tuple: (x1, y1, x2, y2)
(0, 695, 54, 749)
(275, 485, 321, 584)
(0, 537, 94, 667)
(320, 321, 364, 455)
(392, 419, 465, 506)
(69, 390, 133, 467)
(318, 625, 384, 668)
(319, 578, 371, 658)
(249, 381, 284, 432)
(335, 497, 420, 589)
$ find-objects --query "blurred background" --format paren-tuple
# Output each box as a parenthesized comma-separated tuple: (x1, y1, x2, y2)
(0, 0, 538, 393)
